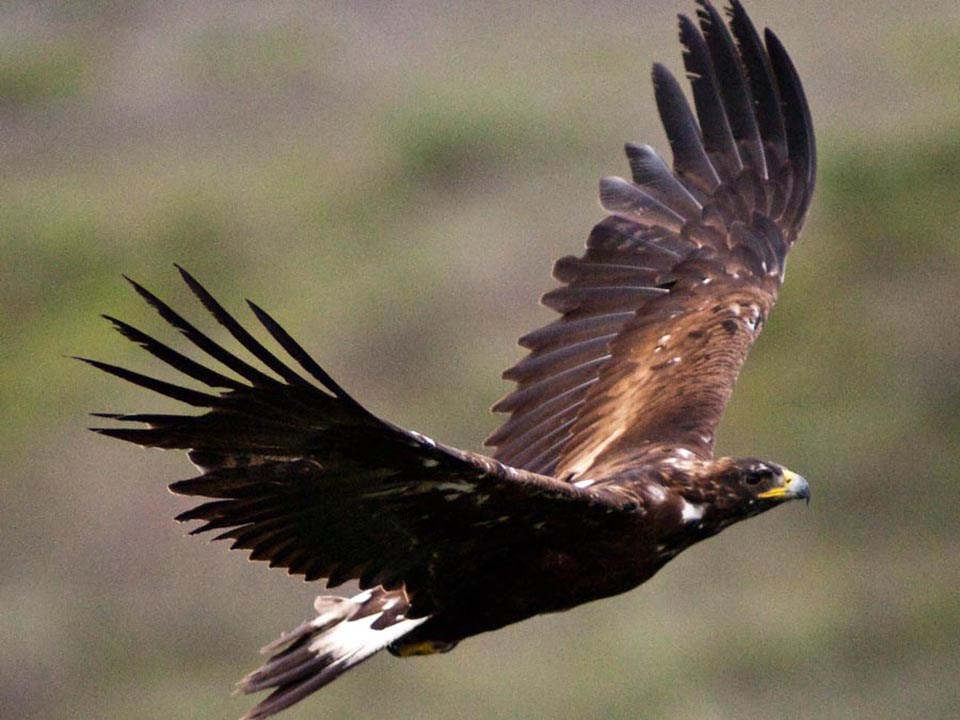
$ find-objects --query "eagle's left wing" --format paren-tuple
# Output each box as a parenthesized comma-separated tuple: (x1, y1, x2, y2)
(487, 0, 815, 479)
(85, 268, 630, 616)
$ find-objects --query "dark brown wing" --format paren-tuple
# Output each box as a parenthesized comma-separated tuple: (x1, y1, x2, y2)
(487, 0, 815, 477)
(85, 268, 631, 617)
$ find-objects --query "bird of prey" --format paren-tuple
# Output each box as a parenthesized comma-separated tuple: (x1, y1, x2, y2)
(86, 1, 815, 718)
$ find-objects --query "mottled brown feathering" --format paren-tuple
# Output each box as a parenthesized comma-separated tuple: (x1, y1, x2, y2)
(488, 0, 814, 477)
(88, 3, 816, 719)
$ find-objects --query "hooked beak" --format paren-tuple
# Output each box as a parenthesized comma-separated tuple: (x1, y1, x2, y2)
(757, 469, 810, 505)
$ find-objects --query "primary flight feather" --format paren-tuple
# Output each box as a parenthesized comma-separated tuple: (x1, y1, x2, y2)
(88, 2, 815, 718)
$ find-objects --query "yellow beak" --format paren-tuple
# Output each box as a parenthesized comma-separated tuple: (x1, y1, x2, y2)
(757, 469, 811, 503)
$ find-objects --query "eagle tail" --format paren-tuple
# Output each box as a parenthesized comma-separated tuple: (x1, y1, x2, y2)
(237, 589, 427, 720)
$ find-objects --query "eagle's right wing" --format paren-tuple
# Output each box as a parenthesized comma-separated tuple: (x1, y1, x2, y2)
(86, 268, 633, 616)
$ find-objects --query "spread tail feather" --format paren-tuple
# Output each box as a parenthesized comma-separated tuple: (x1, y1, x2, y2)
(238, 589, 427, 720)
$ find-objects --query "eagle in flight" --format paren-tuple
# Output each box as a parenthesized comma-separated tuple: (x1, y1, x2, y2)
(87, 1, 815, 718)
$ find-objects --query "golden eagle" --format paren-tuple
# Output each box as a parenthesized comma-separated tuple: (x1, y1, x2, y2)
(86, 1, 815, 718)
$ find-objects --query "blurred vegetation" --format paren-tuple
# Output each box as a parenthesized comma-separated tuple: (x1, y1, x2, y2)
(0, 40, 90, 106)
(2, 2, 958, 720)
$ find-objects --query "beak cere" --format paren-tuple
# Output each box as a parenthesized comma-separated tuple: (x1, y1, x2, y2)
(757, 469, 811, 504)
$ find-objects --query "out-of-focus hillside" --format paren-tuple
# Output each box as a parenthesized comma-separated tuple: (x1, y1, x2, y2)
(2, 2, 958, 719)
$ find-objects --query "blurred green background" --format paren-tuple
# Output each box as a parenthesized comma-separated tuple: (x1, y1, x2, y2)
(3, 1, 959, 719)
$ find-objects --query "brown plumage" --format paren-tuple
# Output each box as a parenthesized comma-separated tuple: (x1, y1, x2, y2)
(87, 2, 815, 718)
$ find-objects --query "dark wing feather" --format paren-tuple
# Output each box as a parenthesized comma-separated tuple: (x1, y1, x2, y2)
(652, 62, 721, 194)
(765, 26, 817, 229)
(89, 272, 631, 616)
(697, 0, 766, 178)
(678, 13, 743, 181)
(727, 0, 787, 168)
(488, 0, 815, 478)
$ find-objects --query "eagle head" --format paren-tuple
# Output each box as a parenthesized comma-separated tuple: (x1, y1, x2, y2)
(660, 456, 810, 539)
(709, 457, 809, 519)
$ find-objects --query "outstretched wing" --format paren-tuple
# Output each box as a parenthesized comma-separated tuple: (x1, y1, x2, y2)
(85, 268, 629, 616)
(487, 0, 815, 478)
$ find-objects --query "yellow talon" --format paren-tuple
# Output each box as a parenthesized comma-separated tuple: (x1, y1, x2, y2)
(393, 640, 454, 657)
